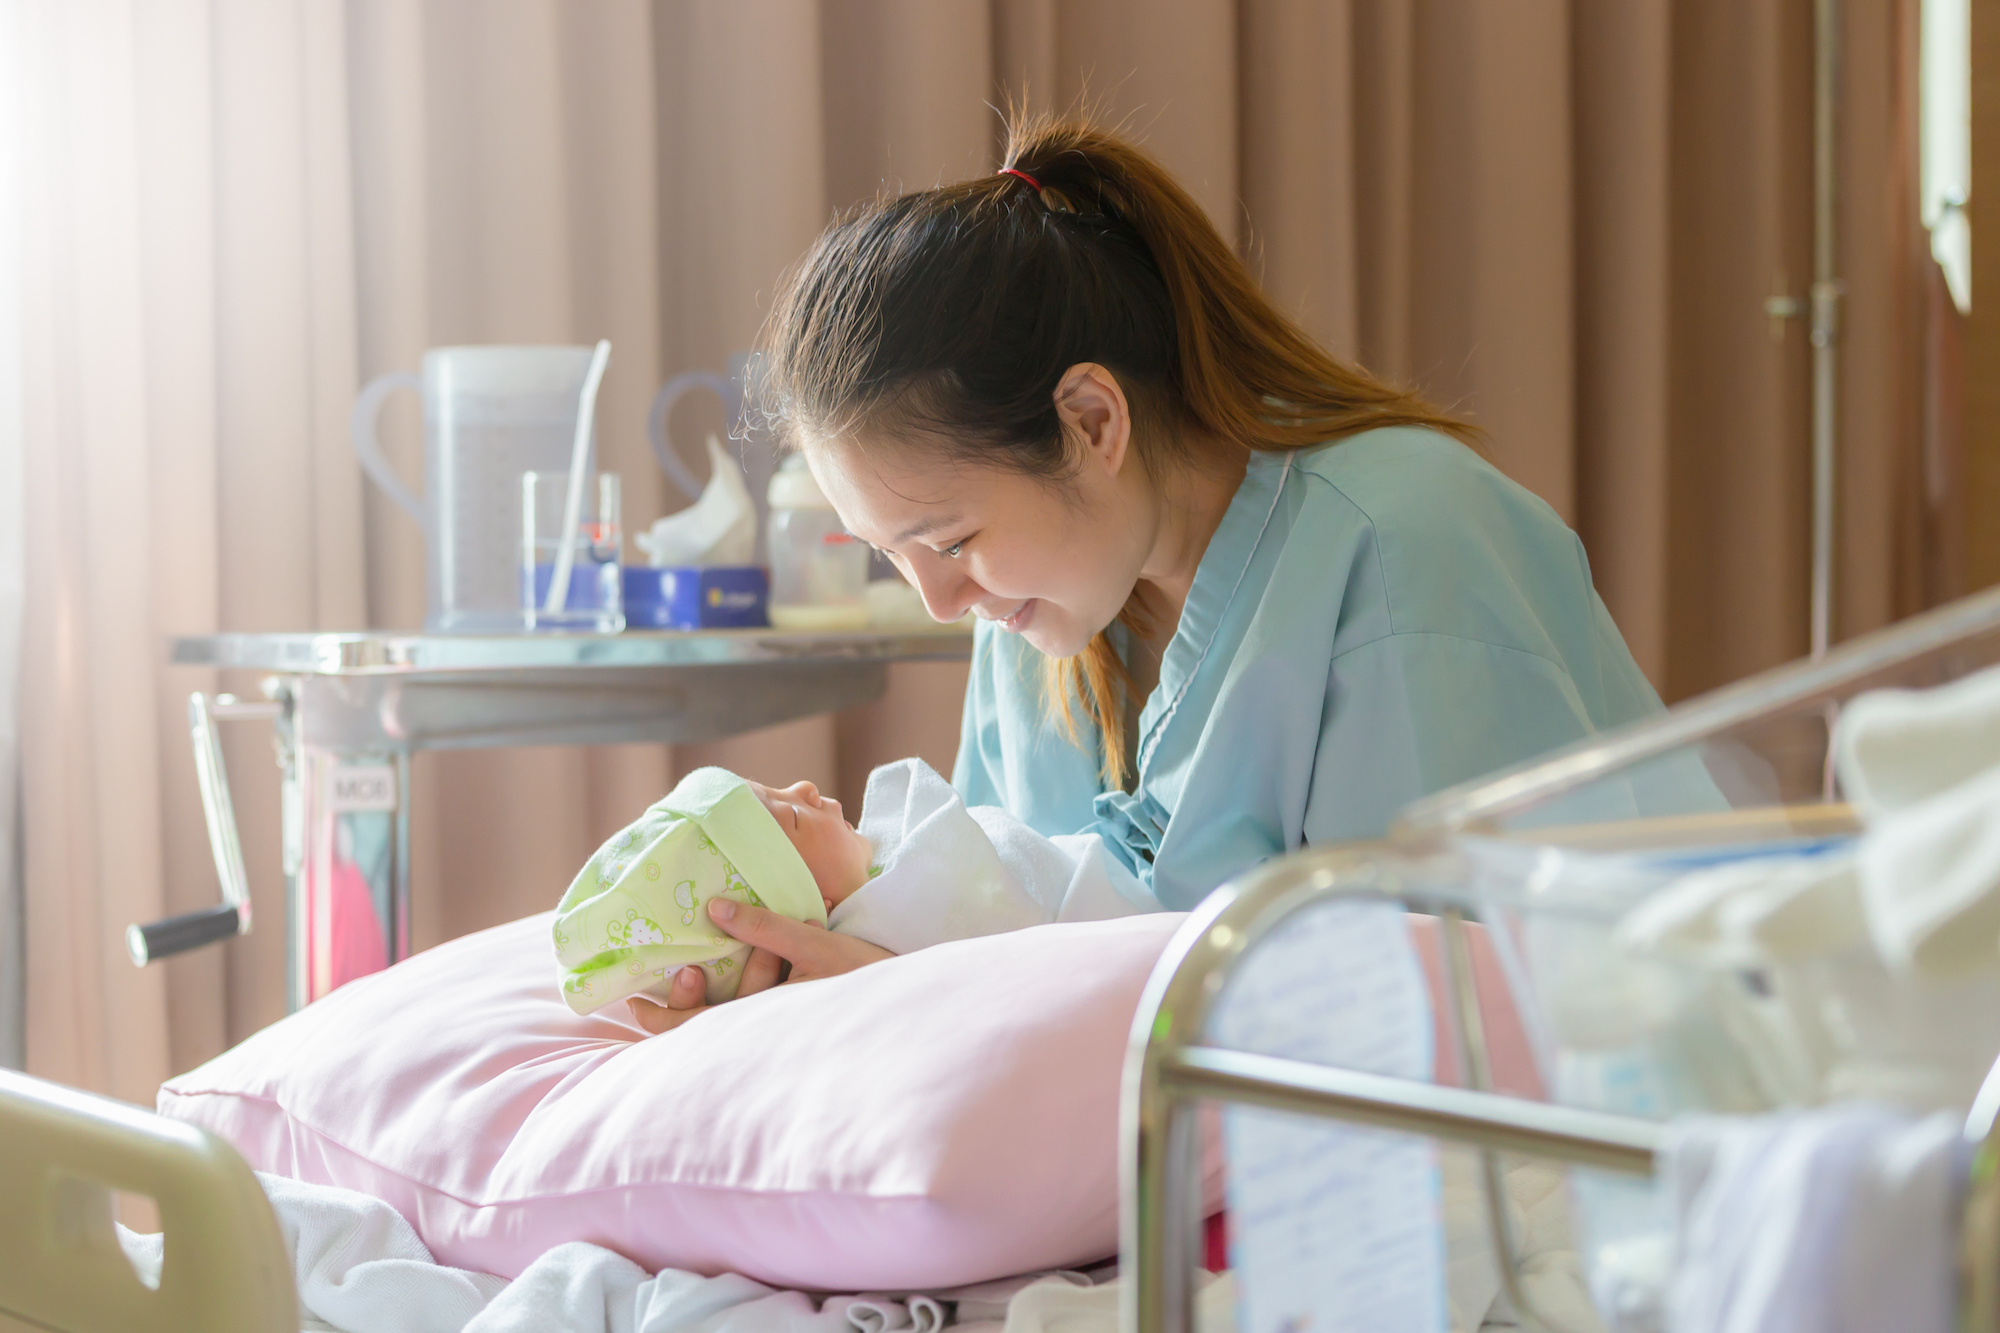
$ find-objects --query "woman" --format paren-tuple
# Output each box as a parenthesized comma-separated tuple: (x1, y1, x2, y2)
(632, 116, 1661, 1032)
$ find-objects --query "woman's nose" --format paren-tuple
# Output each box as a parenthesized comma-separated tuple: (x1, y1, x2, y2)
(790, 780, 821, 805)
(909, 560, 977, 624)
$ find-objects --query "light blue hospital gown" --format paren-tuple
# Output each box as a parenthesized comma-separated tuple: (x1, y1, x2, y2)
(952, 428, 1667, 911)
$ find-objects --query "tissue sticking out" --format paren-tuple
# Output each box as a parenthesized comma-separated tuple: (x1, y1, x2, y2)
(635, 435, 758, 568)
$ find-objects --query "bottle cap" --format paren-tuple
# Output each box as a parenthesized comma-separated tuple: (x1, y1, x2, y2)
(767, 455, 836, 510)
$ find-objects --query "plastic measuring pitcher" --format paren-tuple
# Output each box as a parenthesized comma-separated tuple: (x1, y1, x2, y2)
(352, 346, 600, 633)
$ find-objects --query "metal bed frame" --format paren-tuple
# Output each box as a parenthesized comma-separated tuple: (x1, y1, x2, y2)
(1122, 584, 2000, 1333)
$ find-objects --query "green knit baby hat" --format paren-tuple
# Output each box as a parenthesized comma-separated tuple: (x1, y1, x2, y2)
(551, 768, 826, 1015)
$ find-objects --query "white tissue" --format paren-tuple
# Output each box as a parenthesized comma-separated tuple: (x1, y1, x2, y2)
(634, 434, 757, 567)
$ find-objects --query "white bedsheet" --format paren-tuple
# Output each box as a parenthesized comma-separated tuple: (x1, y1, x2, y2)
(114, 1160, 1596, 1333)
(115, 1172, 1113, 1333)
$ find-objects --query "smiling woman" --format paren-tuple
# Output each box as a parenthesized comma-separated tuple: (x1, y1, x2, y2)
(762, 115, 1669, 911)
(810, 383, 1210, 662)
(770, 116, 1475, 788)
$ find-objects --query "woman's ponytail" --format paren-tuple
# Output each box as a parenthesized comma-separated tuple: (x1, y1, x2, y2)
(765, 113, 1473, 789)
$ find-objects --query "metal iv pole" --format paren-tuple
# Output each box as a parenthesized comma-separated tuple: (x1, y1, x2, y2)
(1810, 0, 1844, 659)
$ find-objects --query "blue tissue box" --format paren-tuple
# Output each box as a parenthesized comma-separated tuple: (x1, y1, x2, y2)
(623, 565, 769, 630)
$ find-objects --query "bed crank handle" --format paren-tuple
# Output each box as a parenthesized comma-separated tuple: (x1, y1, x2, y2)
(126, 693, 282, 967)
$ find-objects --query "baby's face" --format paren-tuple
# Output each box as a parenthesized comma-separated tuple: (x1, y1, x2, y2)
(748, 780, 873, 911)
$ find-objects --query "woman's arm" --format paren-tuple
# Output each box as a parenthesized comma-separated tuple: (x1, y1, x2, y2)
(628, 898, 894, 1035)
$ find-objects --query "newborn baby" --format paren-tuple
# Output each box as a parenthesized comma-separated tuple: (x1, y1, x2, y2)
(553, 760, 1157, 1015)
(552, 767, 867, 1013)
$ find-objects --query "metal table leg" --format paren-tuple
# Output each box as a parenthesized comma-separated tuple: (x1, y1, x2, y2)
(278, 677, 413, 1009)
(127, 682, 415, 1010)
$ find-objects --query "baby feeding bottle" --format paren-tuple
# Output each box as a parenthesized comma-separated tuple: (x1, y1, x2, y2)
(766, 457, 869, 630)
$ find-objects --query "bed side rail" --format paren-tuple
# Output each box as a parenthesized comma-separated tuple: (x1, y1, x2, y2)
(0, 1068, 296, 1333)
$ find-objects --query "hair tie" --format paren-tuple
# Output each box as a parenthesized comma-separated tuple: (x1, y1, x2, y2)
(999, 166, 1041, 191)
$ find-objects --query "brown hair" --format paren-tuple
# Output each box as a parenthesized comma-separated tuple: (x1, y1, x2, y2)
(761, 113, 1474, 788)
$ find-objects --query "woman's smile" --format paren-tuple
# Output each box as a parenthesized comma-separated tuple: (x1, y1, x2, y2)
(986, 599, 1037, 634)
(803, 439, 1149, 660)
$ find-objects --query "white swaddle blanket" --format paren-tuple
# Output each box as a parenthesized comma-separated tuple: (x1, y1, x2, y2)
(829, 760, 1161, 955)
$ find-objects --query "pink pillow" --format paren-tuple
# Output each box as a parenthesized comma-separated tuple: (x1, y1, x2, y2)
(158, 911, 1212, 1290)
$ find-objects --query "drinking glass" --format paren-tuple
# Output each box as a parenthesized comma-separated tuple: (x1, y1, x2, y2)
(521, 471, 624, 633)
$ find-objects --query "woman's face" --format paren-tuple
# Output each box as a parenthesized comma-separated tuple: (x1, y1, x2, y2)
(804, 366, 1156, 660)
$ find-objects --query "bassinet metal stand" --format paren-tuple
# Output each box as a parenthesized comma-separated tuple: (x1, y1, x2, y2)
(1120, 845, 2000, 1333)
(1124, 587, 2000, 1333)
(1120, 847, 1659, 1333)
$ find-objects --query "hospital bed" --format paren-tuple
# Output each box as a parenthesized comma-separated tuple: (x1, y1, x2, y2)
(12, 590, 2000, 1333)
(1124, 582, 2000, 1333)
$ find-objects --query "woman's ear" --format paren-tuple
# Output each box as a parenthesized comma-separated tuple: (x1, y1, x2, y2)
(1052, 363, 1132, 478)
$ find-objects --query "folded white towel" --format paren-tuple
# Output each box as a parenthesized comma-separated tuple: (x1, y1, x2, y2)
(1834, 665, 2000, 817)
(1854, 759, 2000, 975)
(1615, 852, 1864, 968)
(1628, 662, 2000, 980)
(1828, 664, 2000, 975)
(1662, 1105, 1964, 1333)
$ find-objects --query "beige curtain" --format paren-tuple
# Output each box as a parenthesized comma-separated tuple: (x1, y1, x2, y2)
(19, 0, 364, 1102)
(15, 0, 1946, 1100)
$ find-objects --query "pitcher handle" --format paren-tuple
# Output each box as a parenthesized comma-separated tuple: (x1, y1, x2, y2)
(350, 371, 425, 527)
(647, 371, 731, 502)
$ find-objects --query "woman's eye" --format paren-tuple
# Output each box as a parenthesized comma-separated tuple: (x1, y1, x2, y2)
(941, 541, 965, 559)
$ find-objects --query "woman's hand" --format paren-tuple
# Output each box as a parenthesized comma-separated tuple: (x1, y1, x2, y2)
(626, 898, 894, 1035)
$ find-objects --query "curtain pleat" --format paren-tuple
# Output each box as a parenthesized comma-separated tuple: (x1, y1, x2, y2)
(362, 0, 678, 962)
(1237, 0, 1359, 360)
(1572, 0, 1672, 683)
(22, 0, 190, 1100)
(0, 0, 23, 1077)
(15, 0, 1946, 1095)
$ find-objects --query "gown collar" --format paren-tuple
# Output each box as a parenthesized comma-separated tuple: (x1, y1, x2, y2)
(1132, 450, 1294, 776)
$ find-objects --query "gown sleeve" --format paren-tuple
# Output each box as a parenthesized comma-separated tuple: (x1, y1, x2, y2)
(1303, 631, 1603, 845)
(953, 432, 1680, 913)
